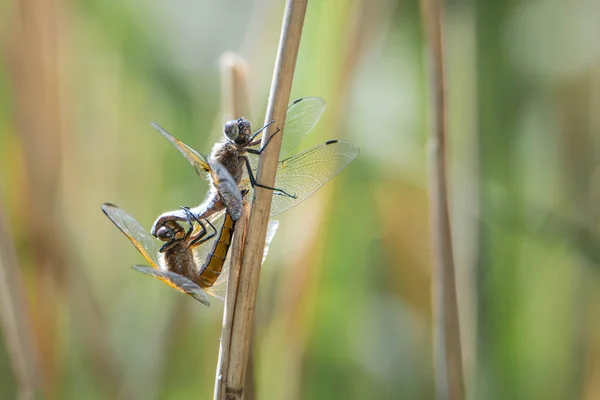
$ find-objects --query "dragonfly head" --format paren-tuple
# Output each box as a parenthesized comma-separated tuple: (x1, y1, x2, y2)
(154, 220, 187, 242)
(223, 117, 252, 145)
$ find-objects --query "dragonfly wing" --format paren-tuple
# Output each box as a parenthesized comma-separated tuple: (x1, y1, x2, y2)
(208, 159, 244, 221)
(262, 220, 279, 263)
(132, 265, 211, 306)
(204, 276, 227, 301)
(205, 219, 280, 301)
(102, 203, 160, 269)
(151, 122, 212, 182)
(269, 140, 359, 217)
(280, 97, 326, 158)
(247, 97, 326, 172)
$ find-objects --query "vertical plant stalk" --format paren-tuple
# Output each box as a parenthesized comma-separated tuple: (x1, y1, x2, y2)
(0, 198, 40, 399)
(214, 53, 252, 400)
(220, 1, 308, 399)
(214, 203, 250, 400)
(419, 0, 465, 398)
(220, 52, 251, 120)
(6, 1, 125, 397)
(6, 1, 127, 396)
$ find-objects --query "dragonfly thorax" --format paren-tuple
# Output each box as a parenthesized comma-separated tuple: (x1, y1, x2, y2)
(210, 141, 245, 184)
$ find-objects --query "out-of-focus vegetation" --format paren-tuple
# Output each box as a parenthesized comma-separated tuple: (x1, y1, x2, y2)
(1, 0, 600, 399)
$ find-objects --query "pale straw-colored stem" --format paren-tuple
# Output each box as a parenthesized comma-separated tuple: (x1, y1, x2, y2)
(0, 197, 40, 399)
(214, 203, 250, 400)
(214, 53, 252, 400)
(419, 0, 465, 398)
(221, 1, 308, 398)
(219, 53, 251, 120)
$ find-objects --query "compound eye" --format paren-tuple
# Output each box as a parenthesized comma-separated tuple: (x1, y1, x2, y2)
(223, 120, 239, 141)
(156, 226, 174, 241)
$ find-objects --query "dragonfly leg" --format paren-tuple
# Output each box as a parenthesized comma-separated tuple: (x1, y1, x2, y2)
(181, 207, 219, 248)
(189, 226, 216, 248)
(159, 238, 181, 253)
(186, 207, 217, 237)
(181, 207, 197, 239)
(242, 156, 297, 199)
(247, 127, 281, 152)
(249, 120, 275, 142)
(159, 242, 170, 253)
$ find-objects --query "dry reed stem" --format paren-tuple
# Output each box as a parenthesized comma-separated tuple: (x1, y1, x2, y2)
(0, 198, 40, 399)
(419, 0, 465, 398)
(6, 1, 125, 396)
(220, 53, 251, 120)
(214, 203, 250, 400)
(214, 53, 251, 400)
(223, 0, 308, 398)
(6, 1, 127, 396)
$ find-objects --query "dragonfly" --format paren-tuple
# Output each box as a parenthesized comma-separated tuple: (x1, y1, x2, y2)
(102, 159, 278, 305)
(150, 97, 360, 231)
(102, 204, 279, 305)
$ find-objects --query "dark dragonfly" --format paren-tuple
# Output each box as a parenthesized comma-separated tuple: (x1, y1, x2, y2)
(102, 205, 279, 305)
(150, 97, 359, 231)
(102, 160, 278, 305)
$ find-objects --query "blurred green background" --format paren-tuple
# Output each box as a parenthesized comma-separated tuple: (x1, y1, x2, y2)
(2, 0, 600, 399)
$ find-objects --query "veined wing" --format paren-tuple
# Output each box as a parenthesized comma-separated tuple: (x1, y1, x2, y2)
(151, 122, 211, 182)
(248, 97, 326, 171)
(204, 220, 280, 301)
(153, 98, 325, 184)
(280, 97, 326, 158)
(262, 220, 280, 264)
(270, 140, 359, 216)
(243, 140, 359, 217)
(131, 265, 210, 306)
(102, 203, 160, 269)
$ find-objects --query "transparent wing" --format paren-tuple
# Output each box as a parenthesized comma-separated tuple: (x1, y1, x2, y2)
(262, 220, 279, 263)
(151, 122, 211, 182)
(248, 140, 358, 217)
(205, 219, 280, 301)
(131, 265, 210, 306)
(203, 274, 228, 301)
(102, 203, 160, 269)
(248, 97, 326, 171)
(280, 97, 326, 158)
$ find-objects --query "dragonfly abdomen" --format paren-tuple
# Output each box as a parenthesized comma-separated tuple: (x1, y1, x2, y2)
(196, 212, 236, 288)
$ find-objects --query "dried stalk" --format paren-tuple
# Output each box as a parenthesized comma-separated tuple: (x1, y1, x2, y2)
(221, 1, 308, 398)
(214, 203, 250, 400)
(0, 197, 40, 399)
(419, 0, 465, 398)
(214, 53, 252, 400)
(219, 52, 251, 120)
(6, 0, 125, 396)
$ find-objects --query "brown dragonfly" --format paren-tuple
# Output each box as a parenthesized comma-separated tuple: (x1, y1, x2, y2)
(102, 160, 278, 304)
(102, 204, 279, 305)
(150, 97, 359, 231)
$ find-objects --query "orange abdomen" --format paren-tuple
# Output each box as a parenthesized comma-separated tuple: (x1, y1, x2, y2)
(196, 212, 236, 288)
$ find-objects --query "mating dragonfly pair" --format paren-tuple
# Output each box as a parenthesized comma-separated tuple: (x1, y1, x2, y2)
(102, 97, 359, 305)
